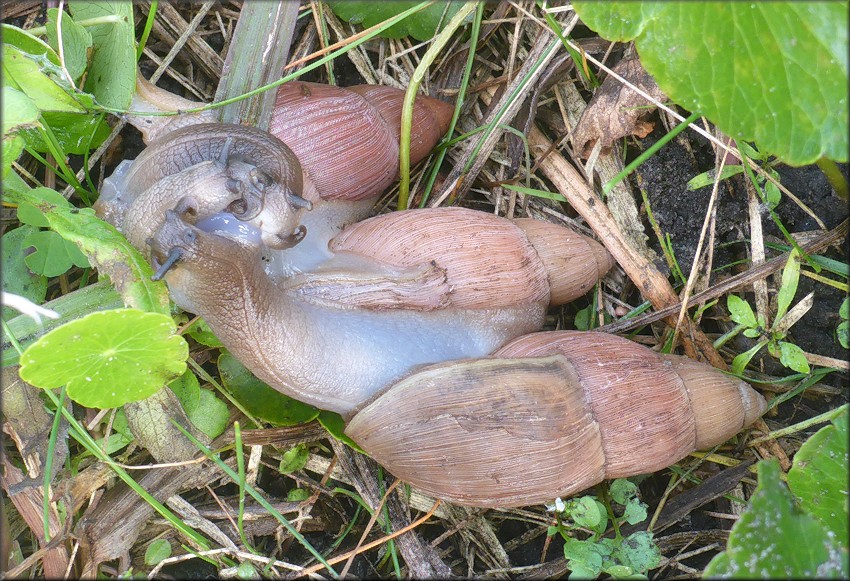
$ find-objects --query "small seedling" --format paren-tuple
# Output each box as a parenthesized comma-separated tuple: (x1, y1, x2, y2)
(547, 479, 661, 578)
(726, 248, 813, 375)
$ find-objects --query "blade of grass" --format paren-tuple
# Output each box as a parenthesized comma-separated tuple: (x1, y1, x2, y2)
(136, 1, 158, 62)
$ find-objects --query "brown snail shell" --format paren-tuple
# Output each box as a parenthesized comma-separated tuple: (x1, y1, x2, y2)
(269, 81, 454, 202)
(345, 331, 766, 507)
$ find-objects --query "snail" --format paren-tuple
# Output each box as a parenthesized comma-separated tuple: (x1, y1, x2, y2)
(346, 331, 767, 507)
(146, 205, 613, 414)
(98, 81, 454, 272)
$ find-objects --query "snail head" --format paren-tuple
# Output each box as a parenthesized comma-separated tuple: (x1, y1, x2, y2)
(219, 145, 312, 251)
(147, 204, 260, 281)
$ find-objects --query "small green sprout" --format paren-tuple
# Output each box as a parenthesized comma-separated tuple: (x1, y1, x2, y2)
(727, 248, 812, 375)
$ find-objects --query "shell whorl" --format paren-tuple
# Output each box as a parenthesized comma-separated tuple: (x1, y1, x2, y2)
(269, 82, 453, 201)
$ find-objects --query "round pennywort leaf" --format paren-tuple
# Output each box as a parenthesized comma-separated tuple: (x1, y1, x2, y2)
(19, 309, 188, 408)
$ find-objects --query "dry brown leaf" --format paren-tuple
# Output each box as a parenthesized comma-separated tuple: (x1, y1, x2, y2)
(572, 51, 667, 158)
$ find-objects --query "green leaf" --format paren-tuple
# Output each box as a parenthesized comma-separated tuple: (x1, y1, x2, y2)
(235, 561, 258, 579)
(686, 165, 745, 191)
(779, 341, 810, 374)
(571, 495, 603, 529)
(613, 531, 661, 575)
(186, 388, 229, 439)
(46, 8, 93, 83)
(144, 538, 172, 566)
(574, 303, 593, 331)
(286, 488, 309, 502)
(3, 186, 171, 314)
(727, 295, 757, 328)
(1, 24, 63, 66)
(23, 230, 89, 277)
(2, 86, 40, 135)
(279, 444, 309, 474)
(18, 186, 73, 227)
(22, 110, 110, 155)
(731, 340, 767, 375)
(786, 408, 849, 547)
(318, 410, 363, 451)
(69, 1, 136, 110)
(840, 297, 849, 320)
(704, 459, 846, 578)
(217, 351, 320, 426)
(572, 2, 849, 164)
(2, 45, 86, 113)
(742, 328, 761, 339)
(838, 321, 849, 350)
(609, 478, 638, 505)
(775, 249, 801, 323)
(3, 136, 26, 179)
(564, 538, 605, 578)
(1, 225, 48, 321)
(169, 369, 201, 414)
(327, 1, 465, 41)
(622, 498, 648, 526)
(184, 317, 223, 348)
(19, 309, 188, 408)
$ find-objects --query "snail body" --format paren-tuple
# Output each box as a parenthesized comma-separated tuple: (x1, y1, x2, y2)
(346, 331, 767, 507)
(149, 209, 574, 414)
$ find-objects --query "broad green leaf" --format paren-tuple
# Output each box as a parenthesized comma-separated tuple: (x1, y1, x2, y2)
(218, 351, 320, 426)
(70, 1, 135, 110)
(727, 295, 757, 328)
(23, 230, 89, 277)
(3, 187, 171, 314)
(704, 459, 846, 578)
(778, 341, 810, 374)
(279, 444, 309, 474)
(19, 309, 188, 408)
(787, 408, 848, 547)
(840, 297, 849, 320)
(144, 538, 172, 566)
(1, 225, 48, 321)
(2, 86, 40, 135)
(327, 1, 465, 41)
(186, 388, 229, 439)
(17, 186, 73, 227)
(775, 249, 801, 323)
(236, 562, 259, 579)
(46, 8, 93, 83)
(572, 2, 849, 164)
(2, 45, 85, 113)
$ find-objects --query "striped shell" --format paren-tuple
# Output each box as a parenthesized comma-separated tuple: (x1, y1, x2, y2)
(345, 331, 766, 507)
